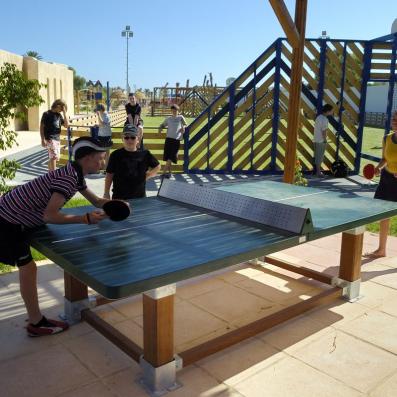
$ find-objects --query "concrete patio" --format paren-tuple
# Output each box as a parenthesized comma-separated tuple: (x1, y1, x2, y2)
(1, 231, 397, 397)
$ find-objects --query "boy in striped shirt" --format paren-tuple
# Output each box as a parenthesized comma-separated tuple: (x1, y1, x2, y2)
(0, 137, 111, 336)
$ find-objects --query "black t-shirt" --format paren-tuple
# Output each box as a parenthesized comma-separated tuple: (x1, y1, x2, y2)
(125, 103, 142, 125)
(106, 148, 159, 199)
(41, 110, 64, 140)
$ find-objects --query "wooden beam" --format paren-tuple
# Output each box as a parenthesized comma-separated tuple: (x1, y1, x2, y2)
(264, 255, 334, 285)
(82, 309, 143, 362)
(269, 0, 300, 48)
(282, 0, 308, 183)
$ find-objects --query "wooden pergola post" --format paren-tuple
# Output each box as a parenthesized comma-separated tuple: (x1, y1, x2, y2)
(269, 0, 308, 183)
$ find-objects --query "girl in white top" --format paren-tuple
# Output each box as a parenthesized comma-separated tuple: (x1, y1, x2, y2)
(95, 104, 112, 167)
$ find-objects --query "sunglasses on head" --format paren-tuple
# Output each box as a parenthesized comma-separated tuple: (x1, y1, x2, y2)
(124, 135, 137, 140)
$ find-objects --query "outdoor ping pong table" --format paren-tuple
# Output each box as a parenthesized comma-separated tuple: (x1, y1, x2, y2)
(31, 179, 397, 396)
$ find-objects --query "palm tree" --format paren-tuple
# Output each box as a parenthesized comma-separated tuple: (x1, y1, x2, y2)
(24, 51, 43, 60)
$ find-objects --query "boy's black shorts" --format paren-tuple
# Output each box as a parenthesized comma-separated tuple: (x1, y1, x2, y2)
(0, 216, 33, 267)
(163, 137, 181, 164)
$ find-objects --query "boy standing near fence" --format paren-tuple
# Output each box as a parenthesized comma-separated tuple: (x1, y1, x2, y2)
(125, 93, 144, 149)
(159, 104, 187, 178)
(40, 99, 69, 171)
(313, 104, 333, 177)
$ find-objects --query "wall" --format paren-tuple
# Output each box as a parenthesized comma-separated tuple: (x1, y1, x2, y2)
(0, 49, 25, 130)
(0, 48, 74, 131)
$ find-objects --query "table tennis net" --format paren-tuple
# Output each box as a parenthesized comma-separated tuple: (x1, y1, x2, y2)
(158, 179, 313, 235)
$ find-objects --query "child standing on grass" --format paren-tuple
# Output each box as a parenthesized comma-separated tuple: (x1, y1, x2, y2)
(158, 104, 187, 177)
(104, 124, 160, 199)
(40, 99, 69, 171)
(125, 93, 144, 150)
(0, 137, 112, 336)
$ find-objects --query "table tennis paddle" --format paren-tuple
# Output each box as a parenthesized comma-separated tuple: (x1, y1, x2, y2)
(363, 163, 375, 180)
(103, 200, 131, 221)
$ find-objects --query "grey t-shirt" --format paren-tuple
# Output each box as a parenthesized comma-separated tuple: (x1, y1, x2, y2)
(160, 115, 187, 140)
(98, 112, 112, 137)
(313, 114, 328, 143)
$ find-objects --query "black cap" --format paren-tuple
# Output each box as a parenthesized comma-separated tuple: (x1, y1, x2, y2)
(123, 124, 138, 136)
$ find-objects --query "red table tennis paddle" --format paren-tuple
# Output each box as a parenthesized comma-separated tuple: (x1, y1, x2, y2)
(103, 200, 131, 221)
(363, 163, 375, 180)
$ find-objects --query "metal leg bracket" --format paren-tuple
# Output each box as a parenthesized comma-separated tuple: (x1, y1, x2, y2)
(138, 355, 183, 397)
(331, 277, 362, 302)
(60, 298, 90, 324)
(144, 284, 176, 300)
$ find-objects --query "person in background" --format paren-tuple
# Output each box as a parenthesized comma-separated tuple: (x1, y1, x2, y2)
(125, 93, 141, 126)
(366, 111, 397, 258)
(125, 93, 144, 149)
(159, 104, 187, 178)
(95, 103, 112, 168)
(313, 104, 333, 177)
(40, 99, 69, 171)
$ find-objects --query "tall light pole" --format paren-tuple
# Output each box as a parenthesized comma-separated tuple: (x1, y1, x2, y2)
(121, 25, 133, 94)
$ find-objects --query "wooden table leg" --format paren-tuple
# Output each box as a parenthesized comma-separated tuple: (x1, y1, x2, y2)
(140, 284, 181, 395)
(143, 294, 174, 367)
(338, 227, 364, 301)
(63, 271, 88, 324)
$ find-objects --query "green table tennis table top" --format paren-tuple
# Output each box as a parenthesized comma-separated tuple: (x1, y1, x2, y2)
(31, 180, 397, 299)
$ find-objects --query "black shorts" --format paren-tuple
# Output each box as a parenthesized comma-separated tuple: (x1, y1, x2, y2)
(163, 137, 181, 164)
(0, 216, 33, 267)
(374, 169, 397, 202)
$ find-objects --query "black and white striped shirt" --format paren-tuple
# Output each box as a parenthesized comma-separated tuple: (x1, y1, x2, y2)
(0, 162, 86, 228)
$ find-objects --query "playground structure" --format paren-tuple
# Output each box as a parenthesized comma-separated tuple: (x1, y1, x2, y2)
(74, 88, 99, 114)
(74, 81, 116, 114)
(151, 79, 226, 117)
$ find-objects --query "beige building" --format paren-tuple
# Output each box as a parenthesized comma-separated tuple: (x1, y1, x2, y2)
(0, 48, 74, 131)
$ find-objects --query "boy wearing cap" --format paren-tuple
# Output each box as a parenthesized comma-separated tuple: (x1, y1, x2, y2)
(159, 104, 187, 177)
(104, 124, 160, 200)
(0, 137, 112, 336)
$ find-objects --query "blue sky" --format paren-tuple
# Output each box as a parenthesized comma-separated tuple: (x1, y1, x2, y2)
(1, 0, 396, 90)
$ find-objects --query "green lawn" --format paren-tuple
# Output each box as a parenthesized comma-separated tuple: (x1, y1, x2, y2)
(367, 217, 397, 236)
(359, 126, 384, 176)
(112, 116, 195, 132)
